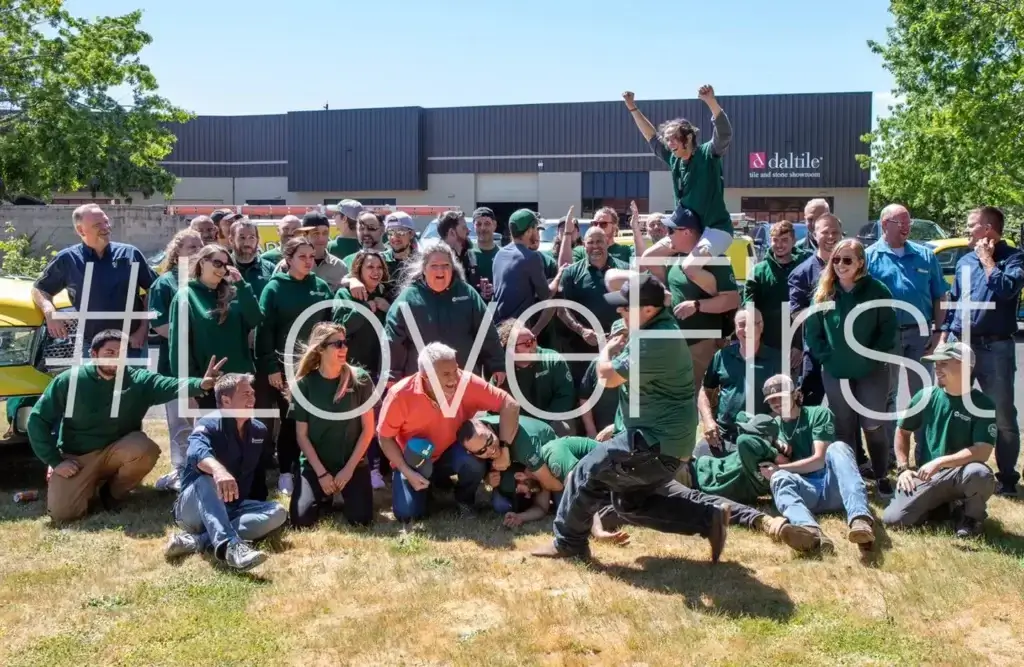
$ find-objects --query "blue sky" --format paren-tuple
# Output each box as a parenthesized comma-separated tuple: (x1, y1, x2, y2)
(66, 0, 899, 122)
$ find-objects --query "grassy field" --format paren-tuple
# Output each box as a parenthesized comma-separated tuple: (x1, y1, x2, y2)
(0, 420, 1023, 667)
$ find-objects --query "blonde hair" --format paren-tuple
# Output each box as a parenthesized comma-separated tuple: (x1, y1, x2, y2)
(294, 322, 364, 403)
(189, 244, 237, 324)
(158, 229, 202, 274)
(813, 238, 867, 304)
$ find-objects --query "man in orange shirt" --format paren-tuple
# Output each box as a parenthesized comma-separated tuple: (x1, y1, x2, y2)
(378, 342, 520, 522)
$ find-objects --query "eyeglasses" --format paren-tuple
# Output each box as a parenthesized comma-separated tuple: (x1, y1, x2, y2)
(831, 256, 855, 266)
(361, 226, 381, 233)
(206, 258, 228, 269)
(324, 340, 348, 349)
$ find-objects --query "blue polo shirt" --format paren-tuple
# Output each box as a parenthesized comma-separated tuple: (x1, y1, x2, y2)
(943, 241, 1024, 338)
(492, 242, 551, 321)
(866, 240, 947, 326)
(35, 242, 157, 345)
(181, 412, 268, 501)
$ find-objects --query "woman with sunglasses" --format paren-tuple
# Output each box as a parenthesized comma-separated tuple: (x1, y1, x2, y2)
(254, 237, 335, 496)
(805, 238, 898, 496)
(149, 229, 204, 492)
(289, 322, 375, 528)
(168, 244, 263, 410)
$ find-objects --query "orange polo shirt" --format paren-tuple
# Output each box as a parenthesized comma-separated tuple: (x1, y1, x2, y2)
(378, 370, 509, 460)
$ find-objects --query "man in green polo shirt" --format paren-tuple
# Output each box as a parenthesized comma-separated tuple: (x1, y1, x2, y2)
(230, 218, 277, 298)
(882, 343, 997, 538)
(698, 307, 782, 453)
(342, 211, 388, 269)
(532, 274, 730, 562)
(496, 319, 576, 436)
(327, 199, 364, 260)
(470, 207, 501, 297)
(28, 330, 224, 523)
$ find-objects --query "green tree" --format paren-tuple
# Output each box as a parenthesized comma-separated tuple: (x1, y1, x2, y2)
(860, 0, 1024, 233)
(0, 0, 191, 201)
(0, 222, 54, 276)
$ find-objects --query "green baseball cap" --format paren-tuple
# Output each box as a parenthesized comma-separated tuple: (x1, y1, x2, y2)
(734, 412, 780, 442)
(922, 341, 974, 367)
(508, 209, 541, 236)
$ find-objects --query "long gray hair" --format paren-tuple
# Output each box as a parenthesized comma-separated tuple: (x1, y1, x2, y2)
(398, 238, 466, 292)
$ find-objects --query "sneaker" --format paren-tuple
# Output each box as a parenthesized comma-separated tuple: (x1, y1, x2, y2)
(708, 503, 731, 564)
(154, 471, 180, 493)
(224, 541, 268, 571)
(876, 477, 894, 499)
(995, 483, 1019, 498)
(370, 468, 386, 490)
(848, 518, 875, 545)
(955, 516, 983, 539)
(858, 462, 875, 480)
(164, 532, 201, 560)
(277, 473, 294, 496)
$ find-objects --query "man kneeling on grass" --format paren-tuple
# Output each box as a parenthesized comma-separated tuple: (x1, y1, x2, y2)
(882, 343, 996, 538)
(165, 373, 287, 571)
(28, 329, 223, 523)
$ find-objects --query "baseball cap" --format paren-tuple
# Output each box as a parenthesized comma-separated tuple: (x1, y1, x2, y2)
(508, 209, 541, 236)
(298, 211, 330, 230)
(404, 437, 435, 479)
(472, 206, 495, 221)
(734, 412, 780, 441)
(604, 273, 667, 308)
(762, 374, 797, 401)
(211, 209, 240, 225)
(384, 211, 417, 232)
(662, 204, 702, 232)
(922, 341, 975, 367)
(327, 199, 364, 219)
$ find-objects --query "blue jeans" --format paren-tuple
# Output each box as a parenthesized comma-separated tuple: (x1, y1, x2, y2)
(971, 338, 1020, 488)
(391, 442, 486, 522)
(885, 328, 932, 462)
(174, 475, 287, 553)
(769, 442, 871, 529)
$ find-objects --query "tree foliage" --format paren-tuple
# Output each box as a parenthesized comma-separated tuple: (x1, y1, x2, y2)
(0, 221, 54, 276)
(860, 0, 1024, 232)
(0, 0, 191, 201)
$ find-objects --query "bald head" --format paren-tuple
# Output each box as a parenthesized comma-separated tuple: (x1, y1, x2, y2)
(879, 204, 911, 224)
(804, 198, 830, 225)
(278, 215, 302, 245)
(880, 204, 912, 247)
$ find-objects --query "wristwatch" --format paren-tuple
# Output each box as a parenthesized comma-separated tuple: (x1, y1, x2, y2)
(896, 464, 915, 474)
(694, 300, 702, 313)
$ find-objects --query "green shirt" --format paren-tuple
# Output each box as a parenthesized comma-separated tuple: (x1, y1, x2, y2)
(234, 254, 277, 298)
(481, 414, 556, 495)
(804, 275, 898, 379)
(742, 248, 811, 350)
(332, 284, 389, 378)
(327, 236, 362, 261)
(148, 269, 182, 375)
(656, 139, 732, 236)
(703, 343, 782, 430)
(541, 436, 599, 482)
(579, 358, 619, 433)
(559, 257, 629, 337)
(607, 243, 634, 265)
(28, 365, 204, 467)
(262, 246, 283, 266)
(667, 256, 739, 340)
(293, 368, 374, 473)
(469, 244, 501, 283)
(342, 245, 389, 270)
(774, 406, 836, 463)
(255, 273, 335, 374)
(168, 280, 263, 377)
(694, 433, 779, 504)
(503, 347, 575, 420)
(543, 245, 587, 266)
(898, 387, 996, 466)
(610, 307, 697, 459)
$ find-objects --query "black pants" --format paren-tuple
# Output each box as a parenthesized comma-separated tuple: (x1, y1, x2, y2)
(289, 461, 374, 528)
(254, 372, 299, 475)
(801, 355, 870, 470)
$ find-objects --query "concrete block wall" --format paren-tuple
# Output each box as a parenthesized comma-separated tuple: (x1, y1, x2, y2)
(0, 205, 187, 256)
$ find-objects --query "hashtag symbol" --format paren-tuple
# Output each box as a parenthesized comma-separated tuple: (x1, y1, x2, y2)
(45, 261, 156, 419)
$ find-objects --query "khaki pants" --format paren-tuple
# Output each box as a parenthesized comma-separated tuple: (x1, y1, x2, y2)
(47, 431, 161, 522)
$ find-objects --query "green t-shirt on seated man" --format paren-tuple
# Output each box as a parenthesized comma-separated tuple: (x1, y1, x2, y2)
(898, 387, 996, 466)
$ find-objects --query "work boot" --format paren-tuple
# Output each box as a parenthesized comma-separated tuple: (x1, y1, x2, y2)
(708, 504, 731, 564)
(530, 541, 590, 560)
(955, 516, 983, 539)
(761, 516, 819, 552)
(847, 517, 875, 545)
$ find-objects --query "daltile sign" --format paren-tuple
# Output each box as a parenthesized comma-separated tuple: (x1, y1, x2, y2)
(748, 151, 824, 179)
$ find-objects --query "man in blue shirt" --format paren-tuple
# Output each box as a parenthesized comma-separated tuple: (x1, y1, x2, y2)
(941, 206, 1024, 497)
(165, 373, 286, 571)
(866, 204, 948, 456)
(32, 204, 157, 360)
(492, 209, 556, 334)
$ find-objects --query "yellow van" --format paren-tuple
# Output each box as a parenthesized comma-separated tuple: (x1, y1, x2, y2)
(926, 238, 1024, 320)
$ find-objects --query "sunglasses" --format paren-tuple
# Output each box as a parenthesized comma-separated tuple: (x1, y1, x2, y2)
(831, 256, 856, 266)
(324, 339, 348, 349)
(469, 432, 497, 457)
(206, 258, 229, 269)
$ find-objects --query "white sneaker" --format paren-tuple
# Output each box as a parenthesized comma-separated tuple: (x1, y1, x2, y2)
(154, 471, 180, 492)
(370, 468, 386, 490)
(277, 473, 294, 496)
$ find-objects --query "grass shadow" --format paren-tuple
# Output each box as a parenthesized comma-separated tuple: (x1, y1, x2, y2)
(41, 486, 176, 539)
(972, 518, 1024, 558)
(592, 556, 796, 621)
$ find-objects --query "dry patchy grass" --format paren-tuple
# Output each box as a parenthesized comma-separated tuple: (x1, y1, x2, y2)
(0, 421, 1023, 667)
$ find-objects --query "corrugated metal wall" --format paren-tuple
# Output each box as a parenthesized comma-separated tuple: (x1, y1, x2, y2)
(285, 107, 424, 192)
(162, 115, 287, 178)
(583, 172, 650, 199)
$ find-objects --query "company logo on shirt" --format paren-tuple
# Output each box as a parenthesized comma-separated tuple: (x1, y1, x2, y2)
(988, 424, 997, 438)
(452, 295, 469, 303)
(252, 438, 264, 445)
(821, 422, 835, 436)
(550, 462, 562, 478)
(527, 453, 542, 468)
(953, 411, 971, 423)
(535, 369, 549, 378)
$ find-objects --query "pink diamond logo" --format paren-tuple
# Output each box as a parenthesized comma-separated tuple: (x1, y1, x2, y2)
(749, 152, 767, 169)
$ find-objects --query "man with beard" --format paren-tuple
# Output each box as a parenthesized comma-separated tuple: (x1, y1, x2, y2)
(493, 209, 554, 327)
(230, 217, 277, 297)
(28, 330, 224, 522)
(211, 210, 240, 251)
(189, 215, 219, 245)
(327, 199, 364, 261)
(438, 210, 480, 286)
(645, 213, 668, 244)
(341, 211, 418, 302)
(496, 319, 576, 436)
(262, 215, 301, 266)
(469, 207, 500, 300)
(342, 211, 388, 269)
(275, 212, 348, 292)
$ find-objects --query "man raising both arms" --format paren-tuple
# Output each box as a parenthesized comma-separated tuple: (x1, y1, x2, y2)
(627, 86, 733, 284)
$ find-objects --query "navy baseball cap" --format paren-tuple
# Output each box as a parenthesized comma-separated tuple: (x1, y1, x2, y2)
(604, 273, 667, 308)
(663, 204, 701, 232)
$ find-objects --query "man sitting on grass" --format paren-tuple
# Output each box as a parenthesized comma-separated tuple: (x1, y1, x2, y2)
(165, 373, 287, 572)
(882, 342, 997, 538)
(28, 329, 222, 523)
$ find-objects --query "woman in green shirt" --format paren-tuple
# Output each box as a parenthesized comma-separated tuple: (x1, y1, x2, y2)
(289, 322, 376, 528)
(168, 244, 263, 410)
(805, 238, 898, 495)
